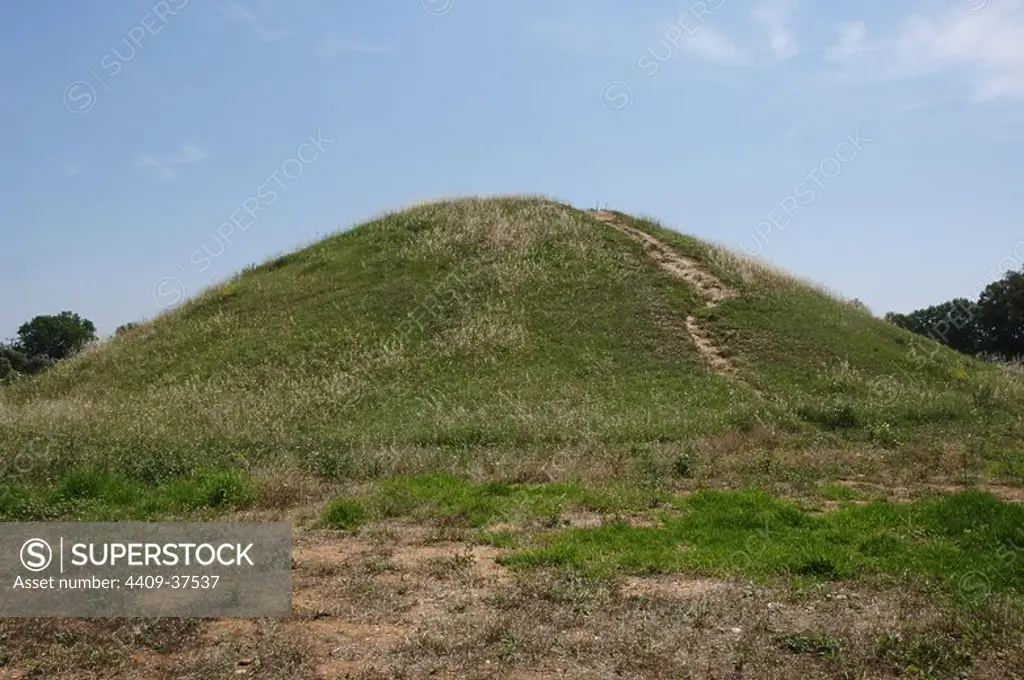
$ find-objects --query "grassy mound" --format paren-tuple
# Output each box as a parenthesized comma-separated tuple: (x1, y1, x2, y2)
(1, 196, 1021, 517)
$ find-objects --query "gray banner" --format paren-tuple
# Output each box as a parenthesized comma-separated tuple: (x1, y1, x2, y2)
(0, 523, 292, 617)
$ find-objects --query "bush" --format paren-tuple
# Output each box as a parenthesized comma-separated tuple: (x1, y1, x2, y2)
(197, 472, 255, 508)
(24, 355, 55, 375)
(672, 452, 694, 478)
(321, 498, 366, 530)
(0, 357, 11, 381)
(115, 322, 140, 337)
(0, 346, 27, 373)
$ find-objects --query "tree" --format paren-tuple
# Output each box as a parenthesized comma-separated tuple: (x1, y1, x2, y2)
(885, 298, 980, 356)
(16, 311, 96, 362)
(0, 345, 28, 374)
(976, 271, 1024, 360)
(887, 267, 1024, 362)
(115, 322, 140, 337)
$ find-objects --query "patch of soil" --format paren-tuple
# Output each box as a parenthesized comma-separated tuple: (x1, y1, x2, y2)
(620, 576, 730, 600)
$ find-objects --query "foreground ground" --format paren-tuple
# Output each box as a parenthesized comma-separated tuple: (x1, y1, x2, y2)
(1, 477, 1022, 679)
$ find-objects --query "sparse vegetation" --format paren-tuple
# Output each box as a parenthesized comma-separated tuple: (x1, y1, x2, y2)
(778, 631, 843, 659)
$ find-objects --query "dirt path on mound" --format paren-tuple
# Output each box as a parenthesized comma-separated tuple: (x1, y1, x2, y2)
(588, 210, 739, 376)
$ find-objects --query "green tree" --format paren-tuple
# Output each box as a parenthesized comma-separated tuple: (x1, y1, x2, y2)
(0, 345, 28, 373)
(115, 322, 140, 337)
(976, 271, 1024, 360)
(17, 311, 97, 362)
(885, 298, 980, 356)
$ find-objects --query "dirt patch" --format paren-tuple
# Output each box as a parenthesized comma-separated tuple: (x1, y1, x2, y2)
(621, 575, 730, 600)
(835, 479, 1024, 504)
(389, 543, 510, 584)
(560, 510, 605, 529)
(979, 484, 1024, 502)
(625, 516, 662, 528)
(685, 316, 736, 375)
(204, 618, 259, 641)
(294, 540, 371, 567)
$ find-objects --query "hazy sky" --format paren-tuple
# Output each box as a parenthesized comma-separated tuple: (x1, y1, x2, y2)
(2, 0, 1022, 338)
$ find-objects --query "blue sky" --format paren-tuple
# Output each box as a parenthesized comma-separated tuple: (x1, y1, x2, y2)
(2, 0, 1022, 338)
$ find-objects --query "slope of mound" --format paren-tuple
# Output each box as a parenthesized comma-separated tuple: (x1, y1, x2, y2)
(1, 197, 1021, 515)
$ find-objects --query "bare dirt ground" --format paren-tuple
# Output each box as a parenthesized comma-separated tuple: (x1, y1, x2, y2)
(1, 518, 1019, 679)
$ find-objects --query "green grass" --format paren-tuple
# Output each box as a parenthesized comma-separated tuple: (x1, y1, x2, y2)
(319, 474, 662, 529)
(0, 469, 256, 521)
(502, 488, 1024, 601)
(818, 484, 869, 502)
(1, 196, 1022, 515)
(987, 449, 1024, 484)
(320, 498, 366, 530)
(317, 475, 1023, 607)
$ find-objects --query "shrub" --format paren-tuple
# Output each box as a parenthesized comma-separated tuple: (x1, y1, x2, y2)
(0, 346, 28, 373)
(672, 452, 694, 479)
(24, 355, 56, 375)
(197, 472, 255, 508)
(321, 498, 366, 530)
(115, 322, 140, 337)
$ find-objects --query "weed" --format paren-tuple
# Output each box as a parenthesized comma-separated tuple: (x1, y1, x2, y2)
(320, 498, 366, 530)
(777, 631, 843, 658)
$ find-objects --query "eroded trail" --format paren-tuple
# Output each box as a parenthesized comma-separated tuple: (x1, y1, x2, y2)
(588, 210, 739, 376)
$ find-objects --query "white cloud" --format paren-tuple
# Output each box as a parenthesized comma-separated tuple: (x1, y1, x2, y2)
(213, 0, 290, 43)
(173, 145, 208, 164)
(136, 145, 208, 182)
(682, 26, 745, 65)
(826, 21, 869, 62)
(894, 3, 1024, 100)
(752, 0, 799, 59)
